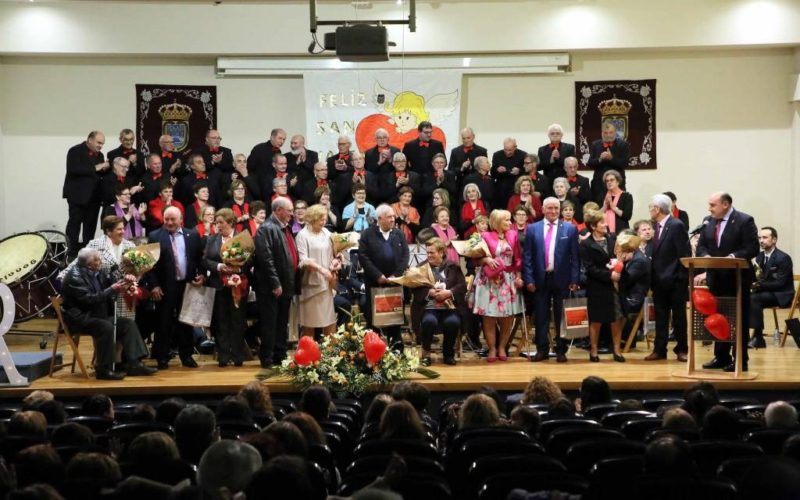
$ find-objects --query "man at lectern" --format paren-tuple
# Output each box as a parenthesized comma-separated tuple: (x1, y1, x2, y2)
(694, 192, 759, 372)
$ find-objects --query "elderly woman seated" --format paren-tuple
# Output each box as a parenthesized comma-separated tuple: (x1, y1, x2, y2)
(410, 237, 467, 366)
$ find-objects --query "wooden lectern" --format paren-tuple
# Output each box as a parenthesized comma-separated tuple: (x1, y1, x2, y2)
(675, 257, 757, 380)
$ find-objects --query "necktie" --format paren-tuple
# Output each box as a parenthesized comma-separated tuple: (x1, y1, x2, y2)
(209, 147, 219, 153)
(603, 142, 613, 149)
(116, 176, 125, 183)
(764, 254, 769, 269)
(714, 219, 723, 246)
(464, 146, 473, 153)
(653, 222, 661, 246)
(549, 142, 560, 150)
(544, 222, 555, 269)
(170, 232, 182, 279)
(284, 226, 298, 269)
(419, 141, 429, 147)
(162, 151, 173, 159)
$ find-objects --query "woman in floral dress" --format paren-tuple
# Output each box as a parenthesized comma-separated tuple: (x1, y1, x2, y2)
(470, 209, 523, 362)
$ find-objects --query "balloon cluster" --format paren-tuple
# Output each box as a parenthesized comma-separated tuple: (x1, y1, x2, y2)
(294, 336, 321, 366)
(692, 288, 730, 341)
(363, 331, 387, 365)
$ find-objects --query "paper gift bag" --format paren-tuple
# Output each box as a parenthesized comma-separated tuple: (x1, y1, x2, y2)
(370, 286, 405, 327)
(560, 296, 589, 339)
(178, 284, 216, 328)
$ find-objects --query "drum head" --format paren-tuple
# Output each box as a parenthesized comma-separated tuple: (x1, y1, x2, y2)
(0, 233, 48, 286)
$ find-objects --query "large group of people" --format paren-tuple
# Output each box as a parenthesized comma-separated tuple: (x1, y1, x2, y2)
(59, 121, 789, 378)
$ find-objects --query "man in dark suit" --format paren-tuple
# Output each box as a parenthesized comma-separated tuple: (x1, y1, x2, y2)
(359, 204, 409, 350)
(175, 154, 222, 209)
(107, 128, 145, 178)
(254, 197, 298, 367)
(564, 156, 592, 206)
(327, 135, 355, 182)
(61, 248, 156, 380)
(63, 131, 110, 259)
(99, 157, 144, 207)
(448, 127, 488, 188)
(645, 194, 691, 362)
(749, 226, 795, 348)
(294, 161, 334, 206)
(146, 206, 205, 369)
(463, 156, 496, 207)
(523, 197, 580, 363)
(365, 128, 400, 175)
(333, 152, 382, 207)
(537, 124, 576, 180)
(157, 134, 185, 178)
(248, 128, 286, 192)
(587, 123, 630, 202)
(696, 192, 759, 372)
(195, 129, 234, 177)
(402, 121, 445, 175)
(140, 154, 172, 206)
(380, 152, 422, 205)
(285, 134, 319, 180)
(491, 138, 527, 205)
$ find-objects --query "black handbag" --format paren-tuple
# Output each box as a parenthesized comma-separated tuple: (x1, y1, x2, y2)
(784, 318, 800, 348)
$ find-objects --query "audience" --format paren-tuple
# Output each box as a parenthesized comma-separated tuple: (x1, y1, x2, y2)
(197, 440, 262, 500)
(765, 401, 799, 429)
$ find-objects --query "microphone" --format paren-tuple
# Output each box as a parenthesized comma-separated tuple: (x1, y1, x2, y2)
(689, 220, 709, 236)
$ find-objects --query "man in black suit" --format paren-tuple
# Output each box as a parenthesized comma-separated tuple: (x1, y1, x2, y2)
(61, 248, 156, 380)
(195, 129, 233, 177)
(359, 204, 409, 349)
(285, 134, 319, 180)
(107, 128, 145, 178)
(157, 134, 185, 178)
(695, 192, 759, 372)
(175, 154, 222, 209)
(380, 152, 422, 205)
(327, 135, 354, 182)
(63, 131, 110, 259)
(146, 206, 205, 369)
(402, 121, 444, 175)
(248, 128, 286, 192)
(491, 138, 526, 205)
(587, 123, 630, 202)
(140, 154, 171, 205)
(645, 194, 691, 362)
(364, 128, 400, 175)
(448, 127, 487, 188)
(333, 152, 382, 207)
(294, 161, 334, 206)
(463, 156, 496, 207)
(749, 226, 795, 348)
(99, 157, 144, 207)
(254, 197, 298, 367)
(564, 156, 592, 206)
(537, 124, 576, 180)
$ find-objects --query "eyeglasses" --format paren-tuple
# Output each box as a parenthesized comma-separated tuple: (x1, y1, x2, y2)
(120, 192, 131, 196)
(208, 136, 221, 141)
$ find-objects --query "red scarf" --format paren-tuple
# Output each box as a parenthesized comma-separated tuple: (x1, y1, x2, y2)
(248, 219, 259, 237)
(196, 223, 217, 238)
(162, 151, 173, 159)
(86, 143, 98, 157)
(672, 205, 680, 219)
(271, 145, 281, 153)
(231, 202, 250, 233)
(461, 200, 486, 237)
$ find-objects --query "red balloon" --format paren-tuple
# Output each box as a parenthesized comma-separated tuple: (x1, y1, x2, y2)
(294, 347, 312, 366)
(308, 341, 321, 363)
(363, 331, 387, 364)
(612, 261, 624, 273)
(692, 289, 718, 315)
(704, 313, 731, 341)
(298, 335, 316, 350)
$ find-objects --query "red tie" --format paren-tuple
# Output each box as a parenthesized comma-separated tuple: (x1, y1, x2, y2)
(116, 176, 125, 183)
(209, 147, 219, 153)
(549, 142, 560, 150)
(653, 222, 661, 246)
(195, 173, 207, 180)
(567, 176, 577, 183)
(88, 150, 98, 158)
(317, 179, 328, 187)
(482, 175, 489, 181)
(284, 226, 298, 270)
(123, 149, 135, 156)
(339, 154, 350, 161)
(276, 172, 287, 178)
(395, 172, 406, 179)
(464, 146, 473, 153)
(271, 146, 281, 153)
(419, 141, 429, 147)
(603, 142, 613, 149)
(151, 173, 162, 181)
(162, 151, 173, 159)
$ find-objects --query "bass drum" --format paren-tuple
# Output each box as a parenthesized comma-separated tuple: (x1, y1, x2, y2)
(0, 233, 60, 321)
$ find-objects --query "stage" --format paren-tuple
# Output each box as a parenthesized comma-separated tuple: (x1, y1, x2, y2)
(3, 319, 800, 399)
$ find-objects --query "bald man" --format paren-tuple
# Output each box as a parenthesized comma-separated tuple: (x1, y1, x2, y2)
(491, 137, 527, 205)
(63, 131, 110, 258)
(326, 135, 354, 182)
(145, 206, 205, 369)
(537, 124, 576, 180)
(449, 127, 488, 188)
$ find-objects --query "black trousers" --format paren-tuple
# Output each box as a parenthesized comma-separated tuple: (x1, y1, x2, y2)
(653, 283, 688, 356)
(421, 309, 459, 358)
(68, 316, 148, 369)
(257, 290, 291, 364)
(153, 283, 195, 361)
(533, 273, 568, 354)
(66, 201, 100, 258)
(749, 291, 781, 335)
(212, 288, 247, 364)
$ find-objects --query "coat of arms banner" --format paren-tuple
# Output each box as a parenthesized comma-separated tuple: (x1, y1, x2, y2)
(303, 71, 462, 157)
(135, 84, 217, 156)
(575, 79, 657, 170)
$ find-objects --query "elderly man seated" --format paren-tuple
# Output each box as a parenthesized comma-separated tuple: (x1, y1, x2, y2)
(60, 248, 156, 380)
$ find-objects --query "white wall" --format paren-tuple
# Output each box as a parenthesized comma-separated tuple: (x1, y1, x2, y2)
(1, 47, 795, 254)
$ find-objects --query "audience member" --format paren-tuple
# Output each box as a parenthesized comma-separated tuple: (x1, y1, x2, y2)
(197, 441, 262, 500)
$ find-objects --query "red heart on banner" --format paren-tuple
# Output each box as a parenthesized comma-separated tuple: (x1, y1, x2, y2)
(704, 313, 730, 341)
(363, 331, 387, 364)
(692, 288, 718, 315)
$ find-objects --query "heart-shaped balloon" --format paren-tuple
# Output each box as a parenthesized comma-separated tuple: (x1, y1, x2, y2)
(692, 288, 718, 315)
(363, 331, 387, 364)
(298, 335, 316, 350)
(307, 341, 321, 363)
(612, 260, 624, 273)
(294, 347, 312, 366)
(704, 313, 731, 341)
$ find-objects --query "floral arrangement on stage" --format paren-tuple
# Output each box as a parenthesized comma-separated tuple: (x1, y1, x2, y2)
(261, 310, 438, 396)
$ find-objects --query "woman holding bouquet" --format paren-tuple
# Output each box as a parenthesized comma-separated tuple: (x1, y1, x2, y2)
(296, 204, 341, 336)
(203, 207, 249, 367)
(470, 209, 523, 362)
(579, 210, 625, 363)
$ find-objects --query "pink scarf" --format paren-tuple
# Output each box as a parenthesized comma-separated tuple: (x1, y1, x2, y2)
(432, 224, 459, 263)
(114, 202, 142, 239)
(604, 189, 622, 234)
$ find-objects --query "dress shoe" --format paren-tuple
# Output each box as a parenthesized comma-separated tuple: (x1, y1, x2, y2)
(260, 359, 274, 369)
(613, 353, 626, 363)
(233, 360, 244, 367)
(676, 353, 688, 362)
(644, 352, 667, 361)
(556, 353, 568, 363)
(420, 356, 432, 367)
(96, 368, 126, 381)
(748, 336, 766, 349)
(443, 357, 457, 366)
(218, 360, 229, 368)
(724, 362, 748, 372)
(589, 354, 600, 363)
(530, 351, 548, 362)
(157, 359, 170, 370)
(702, 357, 730, 370)
(126, 361, 156, 376)
(180, 357, 199, 368)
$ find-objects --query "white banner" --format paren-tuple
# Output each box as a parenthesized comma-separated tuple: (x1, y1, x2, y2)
(304, 70, 462, 159)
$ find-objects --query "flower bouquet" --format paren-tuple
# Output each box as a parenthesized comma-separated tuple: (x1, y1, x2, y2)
(389, 264, 455, 309)
(221, 231, 255, 307)
(451, 232, 490, 258)
(120, 243, 160, 311)
(263, 310, 438, 396)
(330, 231, 360, 256)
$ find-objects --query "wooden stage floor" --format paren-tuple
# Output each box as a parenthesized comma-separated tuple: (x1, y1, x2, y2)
(3, 319, 800, 398)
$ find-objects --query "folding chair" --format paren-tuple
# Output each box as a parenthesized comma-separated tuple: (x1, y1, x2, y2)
(49, 295, 92, 378)
(778, 274, 800, 347)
